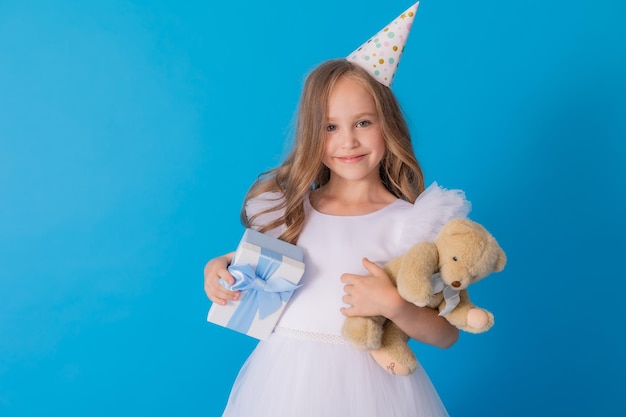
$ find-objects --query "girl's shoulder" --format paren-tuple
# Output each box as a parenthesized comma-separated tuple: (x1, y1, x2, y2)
(245, 191, 285, 216)
(413, 182, 471, 217)
(244, 191, 287, 237)
(397, 182, 471, 250)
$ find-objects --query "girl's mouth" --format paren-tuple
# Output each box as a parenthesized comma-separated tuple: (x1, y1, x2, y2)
(337, 154, 365, 163)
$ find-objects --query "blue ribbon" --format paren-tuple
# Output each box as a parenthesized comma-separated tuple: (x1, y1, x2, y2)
(430, 273, 461, 316)
(223, 248, 301, 334)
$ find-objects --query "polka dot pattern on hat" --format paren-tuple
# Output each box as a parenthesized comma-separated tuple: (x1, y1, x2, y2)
(347, 2, 419, 87)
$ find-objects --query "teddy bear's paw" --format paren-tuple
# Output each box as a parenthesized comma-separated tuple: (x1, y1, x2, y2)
(348, 341, 372, 351)
(413, 298, 431, 308)
(341, 317, 383, 350)
(347, 333, 381, 350)
(466, 308, 494, 333)
(397, 285, 431, 308)
(342, 332, 377, 350)
(370, 349, 415, 376)
(404, 293, 431, 308)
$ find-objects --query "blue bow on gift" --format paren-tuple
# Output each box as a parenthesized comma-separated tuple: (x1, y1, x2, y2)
(222, 249, 301, 334)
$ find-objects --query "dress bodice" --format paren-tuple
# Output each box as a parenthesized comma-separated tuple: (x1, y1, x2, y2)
(245, 183, 471, 336)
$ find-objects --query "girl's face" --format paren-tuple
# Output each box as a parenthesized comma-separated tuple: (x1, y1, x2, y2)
(322, 76, 385, 186)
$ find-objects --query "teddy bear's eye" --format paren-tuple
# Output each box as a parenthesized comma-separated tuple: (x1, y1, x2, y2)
(452, 256, 458, 261)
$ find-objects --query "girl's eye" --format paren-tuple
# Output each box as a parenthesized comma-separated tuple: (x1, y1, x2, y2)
(357, 120, 371, 127)
(326, 124, 337, 132)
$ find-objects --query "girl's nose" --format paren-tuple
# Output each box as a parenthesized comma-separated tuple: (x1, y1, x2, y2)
(340, 129, 359, 149)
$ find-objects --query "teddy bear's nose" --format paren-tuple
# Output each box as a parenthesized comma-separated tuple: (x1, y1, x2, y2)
(451, 281, 461, 288)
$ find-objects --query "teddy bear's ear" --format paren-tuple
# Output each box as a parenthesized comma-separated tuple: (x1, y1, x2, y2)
(443, 218, 477, 236)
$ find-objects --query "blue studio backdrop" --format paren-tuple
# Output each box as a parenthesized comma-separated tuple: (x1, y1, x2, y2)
(1, 0, 624, 416)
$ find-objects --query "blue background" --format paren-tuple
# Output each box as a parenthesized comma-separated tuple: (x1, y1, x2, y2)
(1, 0, 624, 416)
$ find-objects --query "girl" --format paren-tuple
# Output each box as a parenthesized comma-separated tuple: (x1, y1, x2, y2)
(205, 59, 469, 416)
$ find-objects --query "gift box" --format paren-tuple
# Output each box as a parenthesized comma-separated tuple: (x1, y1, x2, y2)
(207, 228, 305, 340)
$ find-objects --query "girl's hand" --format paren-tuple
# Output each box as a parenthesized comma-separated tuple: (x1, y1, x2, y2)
(340, 257, 459, 348)
(340, 257, 405, 319)
(204, 252, 240, 305)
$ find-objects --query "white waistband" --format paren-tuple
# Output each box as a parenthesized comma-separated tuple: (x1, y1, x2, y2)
(274, 326, 349, 345)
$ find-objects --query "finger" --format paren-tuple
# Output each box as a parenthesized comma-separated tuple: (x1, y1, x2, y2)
(204, 273, 239, 304)
(205, 286, 228, 305)
(207, 287, 239, 305)
(216, 267, 235, 287)
(340, 306, 360, 317)
(204, 280, 233, 305)
(343, 284, 352, 295)
(213, 282, 240, 300)
(362, 257, 384, 277)
(207, 294, 228, 306)
(340, 273, 358, 284)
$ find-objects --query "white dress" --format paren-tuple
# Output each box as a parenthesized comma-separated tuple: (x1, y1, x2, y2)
(221, 183, 470, 417)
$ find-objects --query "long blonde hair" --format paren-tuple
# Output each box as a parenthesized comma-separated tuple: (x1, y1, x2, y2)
(242, 59, 424, 244)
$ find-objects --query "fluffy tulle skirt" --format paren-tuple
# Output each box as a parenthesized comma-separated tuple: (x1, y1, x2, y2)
(221, 330, 448, 417)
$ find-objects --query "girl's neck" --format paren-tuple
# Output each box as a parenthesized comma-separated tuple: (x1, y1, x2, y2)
(310, 178, 397, 216)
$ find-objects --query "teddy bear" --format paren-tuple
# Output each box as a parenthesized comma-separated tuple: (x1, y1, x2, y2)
(341, 218, 507, 376)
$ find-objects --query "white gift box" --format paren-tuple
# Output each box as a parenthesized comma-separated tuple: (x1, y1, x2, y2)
(207, 228, 305, 340)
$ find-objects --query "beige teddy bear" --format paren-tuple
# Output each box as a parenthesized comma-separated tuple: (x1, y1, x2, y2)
(342, 218, 507, 375)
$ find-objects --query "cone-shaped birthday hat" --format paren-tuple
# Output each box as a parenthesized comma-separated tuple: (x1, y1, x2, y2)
(347, 2, 419, 87)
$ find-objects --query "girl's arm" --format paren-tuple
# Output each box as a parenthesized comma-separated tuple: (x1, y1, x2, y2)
(340, 258, 459, 349)
(204, 252, 240, 305)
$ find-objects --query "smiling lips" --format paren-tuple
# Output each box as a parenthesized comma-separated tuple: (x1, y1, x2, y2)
(336, 154, 366, 163)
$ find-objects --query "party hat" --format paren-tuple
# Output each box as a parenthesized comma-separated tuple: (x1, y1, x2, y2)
(347, 2, 419, 87)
